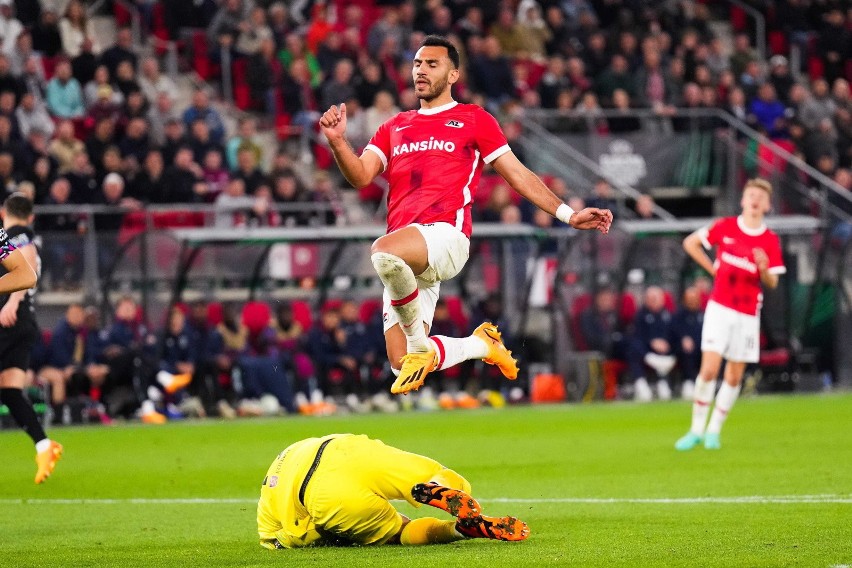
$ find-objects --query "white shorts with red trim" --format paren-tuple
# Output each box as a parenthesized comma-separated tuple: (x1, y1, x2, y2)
(700, 300, 760, 363)
(381, 222, 470, 333)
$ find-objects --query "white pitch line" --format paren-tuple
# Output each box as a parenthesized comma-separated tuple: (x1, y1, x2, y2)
(0, 495, 851, 505)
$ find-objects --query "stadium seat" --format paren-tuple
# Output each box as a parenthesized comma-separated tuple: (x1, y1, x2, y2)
(358, 299, 382, 324)
(290, 300, 313, 331)
(443, 296, 469, 332)
(768, 31, 788, 55)
(321, 298, 343, 314)
(241, 301, 271, 338)
(207, 302, 224, 326)
(232, 59, 252, 110)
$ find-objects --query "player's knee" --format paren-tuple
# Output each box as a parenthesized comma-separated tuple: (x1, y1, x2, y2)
(371, 251, 407, 280)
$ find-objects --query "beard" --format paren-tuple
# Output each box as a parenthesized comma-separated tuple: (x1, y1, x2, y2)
(415, 75, 449, 101)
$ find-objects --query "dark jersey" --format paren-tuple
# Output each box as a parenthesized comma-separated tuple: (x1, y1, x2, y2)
(0, 225, 39, 321)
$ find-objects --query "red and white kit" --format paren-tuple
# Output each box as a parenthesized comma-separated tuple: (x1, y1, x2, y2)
(363, 101, 511, 331)
(364, 101, 510, 237)
(698, 216, 786, 362)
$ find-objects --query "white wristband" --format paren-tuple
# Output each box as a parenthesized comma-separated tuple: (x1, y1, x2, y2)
(555, 203, 575, 225)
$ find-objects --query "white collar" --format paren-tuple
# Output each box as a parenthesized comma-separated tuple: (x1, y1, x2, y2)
(417, 100, 458, 115)
(737, 215, 766, 236)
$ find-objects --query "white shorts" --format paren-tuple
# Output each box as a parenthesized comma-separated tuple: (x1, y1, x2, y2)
(381, 223, 470, 333)
(701, 300, 760, 363)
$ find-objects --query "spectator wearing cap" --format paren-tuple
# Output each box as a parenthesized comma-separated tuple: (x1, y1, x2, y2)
(0, 0, 23, 56)
(84, 65, 121, 108)
(85, 85, 121, 125)
(46, 59, 84, 119)
(16, 91, 55, 140)
(769, 55, 795, 106)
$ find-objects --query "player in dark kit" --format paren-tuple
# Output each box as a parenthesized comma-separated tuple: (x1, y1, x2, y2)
(0, 193, 63, 483)
(320, 35, 613, 395)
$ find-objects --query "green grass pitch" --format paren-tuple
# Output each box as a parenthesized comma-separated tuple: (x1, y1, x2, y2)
(1, 393, 851, 567)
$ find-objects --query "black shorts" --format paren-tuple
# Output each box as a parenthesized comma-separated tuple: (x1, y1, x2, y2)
(0, 319, 38, 372)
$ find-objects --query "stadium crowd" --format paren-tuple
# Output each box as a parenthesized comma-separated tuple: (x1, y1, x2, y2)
(0, 0, 848, 422)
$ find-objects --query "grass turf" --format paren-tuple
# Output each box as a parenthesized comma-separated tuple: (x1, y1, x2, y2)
(1, 393, 850, 567)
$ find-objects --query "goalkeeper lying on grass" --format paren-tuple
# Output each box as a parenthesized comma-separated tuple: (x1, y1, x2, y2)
(258, 433, 529, 548)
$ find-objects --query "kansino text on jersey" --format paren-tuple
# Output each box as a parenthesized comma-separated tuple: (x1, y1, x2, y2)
(392, 138, 456, 157)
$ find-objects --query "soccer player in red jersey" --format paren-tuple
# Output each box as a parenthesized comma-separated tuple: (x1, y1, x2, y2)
(675, 178, 786, 450)
(319, 35, 612, 395)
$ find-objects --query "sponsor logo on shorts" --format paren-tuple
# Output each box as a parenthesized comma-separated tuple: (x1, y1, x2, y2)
(383, 312, 389, 323)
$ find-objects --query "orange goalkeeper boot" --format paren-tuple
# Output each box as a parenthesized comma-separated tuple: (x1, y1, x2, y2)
(455, 515, 530, 541)
(411, 482, 481, 519)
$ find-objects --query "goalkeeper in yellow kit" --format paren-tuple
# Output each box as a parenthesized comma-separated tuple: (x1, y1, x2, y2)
(257, 434, 529, 548)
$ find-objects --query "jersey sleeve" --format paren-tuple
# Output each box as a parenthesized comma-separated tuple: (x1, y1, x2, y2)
(363, 119, 392, 172)
(0, 228, 15, 262)
(698, 219, 724, 250)
(766, 232, 786, 274)
(474, 107, 510, 164)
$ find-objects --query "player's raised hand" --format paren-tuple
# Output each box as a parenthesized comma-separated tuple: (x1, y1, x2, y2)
(319, 103, 347, 141)
(569, 207, 613, 234)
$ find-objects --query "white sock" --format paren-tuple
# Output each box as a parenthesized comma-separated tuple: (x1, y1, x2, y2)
(372, 252, 429, 352)
(690, 377, 717, 435)
(140, 399, 157, 415)
(431, 335, 489, 371)
(706, 382, 740, 434)
(35, 439, 52, 453)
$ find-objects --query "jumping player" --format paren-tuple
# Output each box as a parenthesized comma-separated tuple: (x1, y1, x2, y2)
(319, 35, 613, 394)
(257, 433, 529, 548)
(0, 193, 63, 482)
(675, 178, 785, 450)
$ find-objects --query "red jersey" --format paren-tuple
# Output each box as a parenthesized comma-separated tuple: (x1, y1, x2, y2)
(363, 101, 510, 238)
(700, 216, 785, 316)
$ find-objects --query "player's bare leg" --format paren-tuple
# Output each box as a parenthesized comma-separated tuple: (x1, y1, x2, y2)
(676, 351, 723, 451)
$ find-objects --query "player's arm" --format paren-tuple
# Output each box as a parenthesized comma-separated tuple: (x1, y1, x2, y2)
(682, 230, 716, 276)
(0, 246, 37, 294)
(490, 151, 612, 233)
(319, 103, 384, 189)
(753, 248, 779, 289)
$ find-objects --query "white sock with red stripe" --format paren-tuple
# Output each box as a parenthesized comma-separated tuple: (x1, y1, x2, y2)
(430, 335, 489, 371)
(706, 381, 740, 434)
(690, 377, 717, 435)
(371, 252, 429, 352)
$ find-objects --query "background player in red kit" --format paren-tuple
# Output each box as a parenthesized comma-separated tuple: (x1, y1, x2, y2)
(676, 178, 785, 450)
(319, 35, 613, 395)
